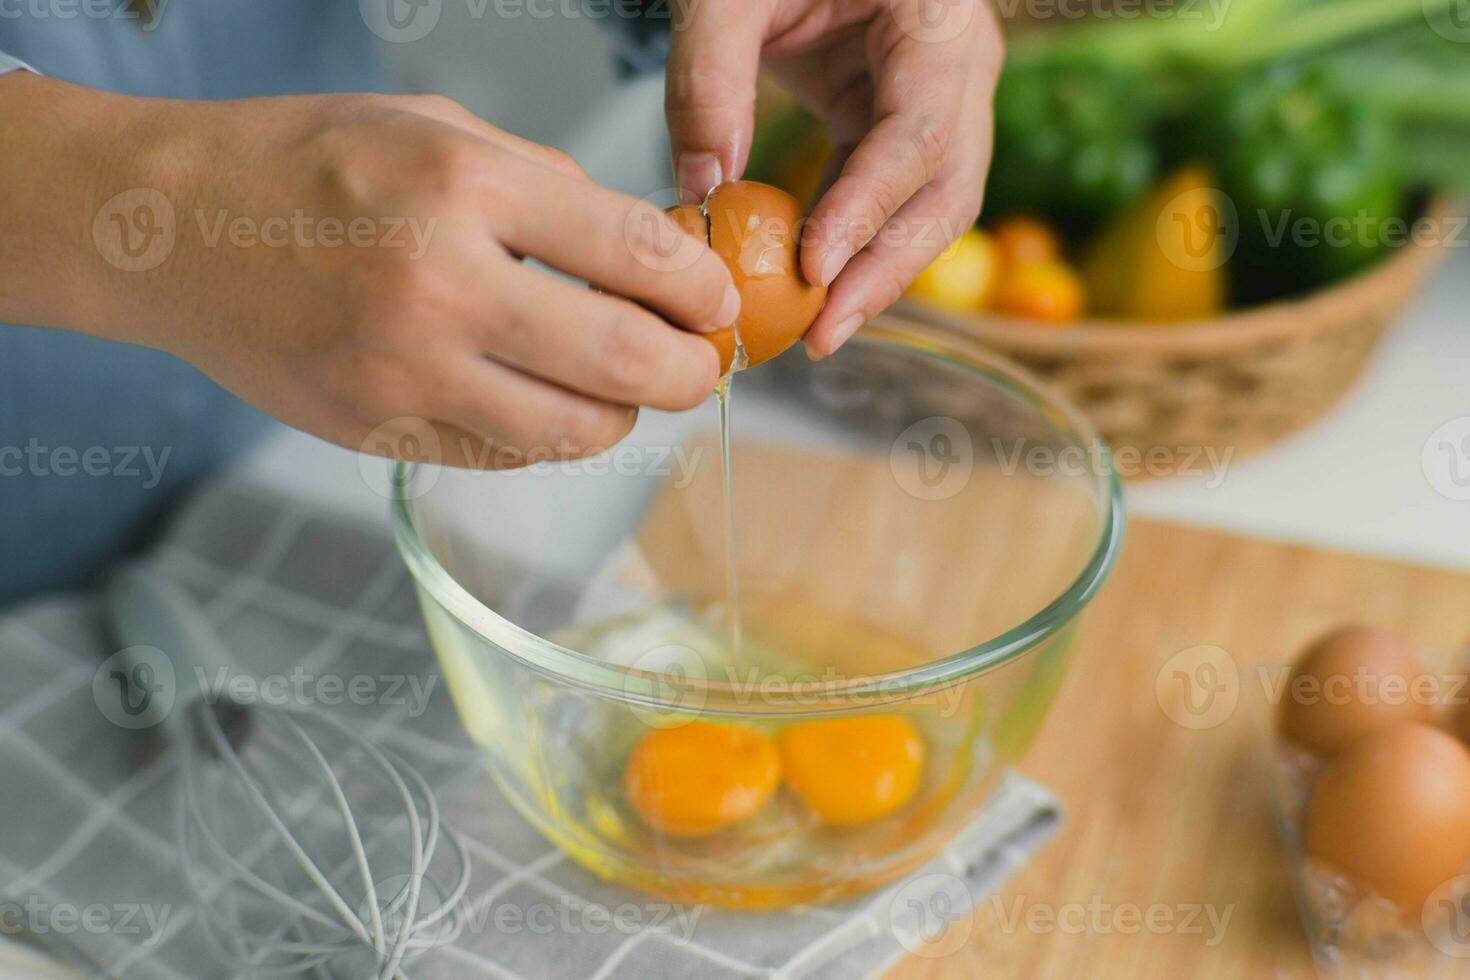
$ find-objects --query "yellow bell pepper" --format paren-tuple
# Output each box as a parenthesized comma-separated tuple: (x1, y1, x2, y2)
(1082, 164, 1229, 322)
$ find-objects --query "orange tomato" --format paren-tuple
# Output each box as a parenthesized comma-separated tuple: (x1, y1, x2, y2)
(624, 722, 781, 837)
(779, 716, 924, 825)
(991, 216, 1062, 269)
(993, 260, 1086, 323)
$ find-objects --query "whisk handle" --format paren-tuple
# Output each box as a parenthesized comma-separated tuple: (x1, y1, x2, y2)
(105, 562, 239, 734)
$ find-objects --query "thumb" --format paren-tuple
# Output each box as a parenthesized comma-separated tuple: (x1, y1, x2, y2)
(665, 0, 769, 203)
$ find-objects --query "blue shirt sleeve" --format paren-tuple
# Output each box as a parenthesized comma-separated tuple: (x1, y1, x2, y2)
(0, 4, 376, 607)
(0, 51, 36, 74)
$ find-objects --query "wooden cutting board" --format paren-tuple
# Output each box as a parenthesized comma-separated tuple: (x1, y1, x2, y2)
(893, 517, 1470, 979)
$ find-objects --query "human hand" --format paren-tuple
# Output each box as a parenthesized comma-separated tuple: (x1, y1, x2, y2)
(7, 77, 738, 468)
(664, 0, 1003, 357)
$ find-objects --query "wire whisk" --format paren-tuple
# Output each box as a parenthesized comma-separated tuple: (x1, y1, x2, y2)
(177, 698, 471, 979)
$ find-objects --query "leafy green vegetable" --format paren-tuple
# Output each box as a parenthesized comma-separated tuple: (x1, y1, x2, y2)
(986, 61, 1158, 231)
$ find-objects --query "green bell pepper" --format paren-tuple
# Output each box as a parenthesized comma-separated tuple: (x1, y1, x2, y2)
(986, 61, 1158, 233)
(1209, 65, 1404, 303)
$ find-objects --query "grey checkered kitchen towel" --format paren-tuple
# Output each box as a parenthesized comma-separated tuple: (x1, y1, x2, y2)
(0, 475, 1060, 979)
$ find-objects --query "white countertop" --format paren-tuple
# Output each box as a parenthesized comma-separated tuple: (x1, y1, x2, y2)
(1125, 248, 1470, 570)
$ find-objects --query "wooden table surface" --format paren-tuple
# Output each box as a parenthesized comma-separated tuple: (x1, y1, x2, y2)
(894, 517, 1470, 979)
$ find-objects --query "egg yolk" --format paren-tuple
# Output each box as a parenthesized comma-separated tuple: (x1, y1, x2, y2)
(624, 722, 781, 837)
(779, 716, 924, 826)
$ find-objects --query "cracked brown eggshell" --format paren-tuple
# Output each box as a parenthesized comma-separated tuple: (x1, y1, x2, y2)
(666, 181, 827, 375)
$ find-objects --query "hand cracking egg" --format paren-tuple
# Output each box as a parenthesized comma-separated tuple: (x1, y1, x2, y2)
(667, 181, 828, 375)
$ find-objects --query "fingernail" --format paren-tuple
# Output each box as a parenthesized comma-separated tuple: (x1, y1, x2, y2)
(677, 153, 722, 204)
(804, 341, 825, 362)
(714, 282, 741, 329)
(819, 245, 852, 287)
(830, 313, 865, 349)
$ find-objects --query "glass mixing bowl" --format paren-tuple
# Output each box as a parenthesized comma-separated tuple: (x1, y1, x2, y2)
(391, 318, 1124, 908)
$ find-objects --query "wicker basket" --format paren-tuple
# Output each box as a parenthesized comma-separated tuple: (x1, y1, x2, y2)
(886, 198, 1457, 472)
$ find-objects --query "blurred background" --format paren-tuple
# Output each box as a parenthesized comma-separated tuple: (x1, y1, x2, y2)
(378, 3, 625, 152)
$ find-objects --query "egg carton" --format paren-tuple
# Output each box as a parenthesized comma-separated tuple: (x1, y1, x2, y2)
(1269, 731, 1470, 978)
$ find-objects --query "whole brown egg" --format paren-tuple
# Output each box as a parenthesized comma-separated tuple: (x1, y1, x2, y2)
(1446, 639, 1470, 748)
(1305, 723, 1470, 910)
(1278, 625, 1432, 756)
